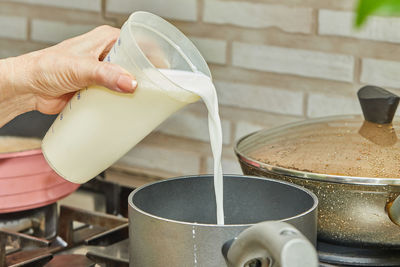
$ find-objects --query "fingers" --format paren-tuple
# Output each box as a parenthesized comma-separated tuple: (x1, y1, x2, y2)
(88, 25, 121, 58)
(63, 25, 120, 59)
(89, 60, 137, 93)
(35, 92, 75, 115)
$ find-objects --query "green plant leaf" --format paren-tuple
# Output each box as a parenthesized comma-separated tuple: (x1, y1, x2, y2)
(355, 0, 400, 28)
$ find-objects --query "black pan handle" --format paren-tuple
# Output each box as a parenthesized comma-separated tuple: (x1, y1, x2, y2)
(358, 86, 400, 124)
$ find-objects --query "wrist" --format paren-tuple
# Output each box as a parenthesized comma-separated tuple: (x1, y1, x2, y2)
(0, 56, 36, 126)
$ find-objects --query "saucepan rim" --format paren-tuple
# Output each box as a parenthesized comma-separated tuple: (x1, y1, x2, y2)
(128, 174, 318, 227)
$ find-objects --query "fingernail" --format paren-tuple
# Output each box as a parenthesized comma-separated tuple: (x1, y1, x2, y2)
(131, 80, 137, 89)
(116, 74, 136, 93)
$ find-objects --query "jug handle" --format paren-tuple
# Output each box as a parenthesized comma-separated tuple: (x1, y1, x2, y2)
(222, 221, 318, 267)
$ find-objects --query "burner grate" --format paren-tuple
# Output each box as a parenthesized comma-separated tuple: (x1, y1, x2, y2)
(58, 205, 128, 246)
(0, 204, 129, 267)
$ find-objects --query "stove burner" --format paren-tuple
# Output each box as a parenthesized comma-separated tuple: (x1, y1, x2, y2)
(0, 204, 57, 239)
(44, 255, 95, 267)
(86, 239, 129, 267)
(318, 241, 400, 266)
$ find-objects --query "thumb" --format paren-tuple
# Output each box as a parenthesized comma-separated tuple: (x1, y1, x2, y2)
(88, 60, 137, 93)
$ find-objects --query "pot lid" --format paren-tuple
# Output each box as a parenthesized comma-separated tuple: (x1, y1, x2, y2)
(0, 136, 42, 155)
(236, 86, 400, 184)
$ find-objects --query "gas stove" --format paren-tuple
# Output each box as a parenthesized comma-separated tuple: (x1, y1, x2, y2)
(0, 176, 132, 267)
(1, 175, 399, 267)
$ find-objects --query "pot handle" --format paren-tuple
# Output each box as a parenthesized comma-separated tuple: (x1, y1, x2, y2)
(388, 195, 400, 225)
(222, 221, 318, 267)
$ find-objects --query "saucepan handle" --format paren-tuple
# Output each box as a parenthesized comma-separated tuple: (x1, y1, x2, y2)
(388, 195, 400, 226)
(222, 221, 318, 267)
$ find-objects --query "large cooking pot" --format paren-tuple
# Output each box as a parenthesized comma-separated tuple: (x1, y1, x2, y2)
(235, 86, 400, 248)
(0, 112, 79, 213)
(128, 175, 318, 267)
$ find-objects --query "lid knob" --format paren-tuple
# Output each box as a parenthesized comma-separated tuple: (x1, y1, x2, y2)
(357, 86, 399, 124)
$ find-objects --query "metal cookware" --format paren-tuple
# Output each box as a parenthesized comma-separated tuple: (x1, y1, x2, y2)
(0, 112, 79, 213)
(235, 86, 400, 247)
(128, 175, 318, 267)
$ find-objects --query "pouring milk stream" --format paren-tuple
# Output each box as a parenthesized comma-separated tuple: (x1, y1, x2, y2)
(159, 69, 224, 225)
(42, 12, 225, 225)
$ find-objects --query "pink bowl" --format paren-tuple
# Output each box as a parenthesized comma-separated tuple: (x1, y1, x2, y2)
(0, 149, 80, 213)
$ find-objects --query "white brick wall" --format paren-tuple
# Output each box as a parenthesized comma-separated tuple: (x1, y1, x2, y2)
(232, 42, 355, 82)
(0, 15, 27, 40)
(203, 0, 313, 34)
(0, 40, 48, 58)
(7, 0, 101, 12)
(118, 144, 202, 175)
(319, 9, 400, 44)
(214, 80, 304, 116)
(234, 116, 302, 141)
(189, 37, 227, 65)
(206, 156, 242, 174)
(235, 121, 264, 142)
(361, 58, 400, 88)
(307, 93, 361, 118)
(31, 19, 97, 43)
(106, 0, 197, 21)
(0, 47, 21, 59)
(157, 110, 232, 144)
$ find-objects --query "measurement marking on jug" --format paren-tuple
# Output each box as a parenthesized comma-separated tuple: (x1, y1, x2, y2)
(60, 113, 63, 121)
(106, 55, 111, 62)
(192, 226, 198, 266)
(77, 92, 81, 100)
(118, 38, 121, 46)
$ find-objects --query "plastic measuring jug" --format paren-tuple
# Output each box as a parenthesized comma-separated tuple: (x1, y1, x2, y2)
(41, 11, 211, 184)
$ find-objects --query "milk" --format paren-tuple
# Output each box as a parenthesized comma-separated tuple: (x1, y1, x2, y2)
(160, 69, 224, 225)
(42, 70, 198, 182)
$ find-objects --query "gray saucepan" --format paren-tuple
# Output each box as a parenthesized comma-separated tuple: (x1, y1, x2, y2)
(128, 175, 318, 267)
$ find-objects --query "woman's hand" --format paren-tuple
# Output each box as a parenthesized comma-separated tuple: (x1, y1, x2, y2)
(0, 25, 137, 126)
